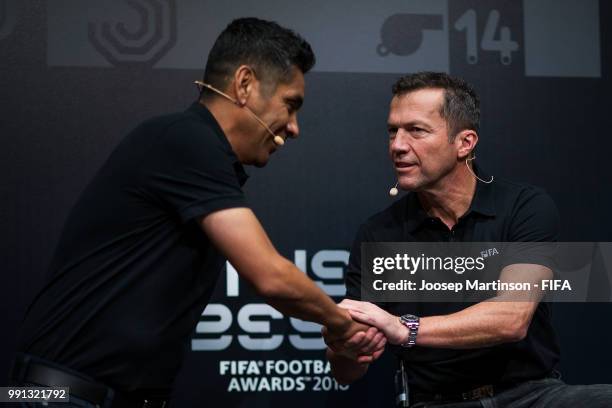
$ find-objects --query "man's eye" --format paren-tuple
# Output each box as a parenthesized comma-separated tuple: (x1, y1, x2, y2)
(286, 100, 300, 114)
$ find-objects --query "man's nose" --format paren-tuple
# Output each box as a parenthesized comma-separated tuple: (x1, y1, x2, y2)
(286, 113, 299, 139)
(390, 129, 410, 154)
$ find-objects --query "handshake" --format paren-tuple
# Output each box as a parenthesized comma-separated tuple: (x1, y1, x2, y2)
(321, 299, 410, 366)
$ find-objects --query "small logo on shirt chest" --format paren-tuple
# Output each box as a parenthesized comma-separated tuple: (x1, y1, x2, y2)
(480, 247, 500, 258)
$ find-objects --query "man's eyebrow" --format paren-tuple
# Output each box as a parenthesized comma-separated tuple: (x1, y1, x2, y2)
(388, 120, 432, 129)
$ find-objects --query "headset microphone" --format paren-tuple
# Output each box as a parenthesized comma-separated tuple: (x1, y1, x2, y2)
(273, 135, 285, 146)
(194, 80, 285, 146)
(466, 156, 494, 184)
(389, 182, 399, 197)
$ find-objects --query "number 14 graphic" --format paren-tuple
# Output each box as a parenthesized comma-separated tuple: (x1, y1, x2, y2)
(455, 9, 519, 65)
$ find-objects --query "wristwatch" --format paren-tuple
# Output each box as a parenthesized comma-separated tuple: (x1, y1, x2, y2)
(398, 314, 420, 348)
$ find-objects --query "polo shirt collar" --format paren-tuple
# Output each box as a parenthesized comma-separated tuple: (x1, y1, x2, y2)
(233, 162, 249, 187)
(403, 163, 496, 232)
(466, 163, 496, 217)
(404, 194, 430, 233)
(187, 102, 249, 187)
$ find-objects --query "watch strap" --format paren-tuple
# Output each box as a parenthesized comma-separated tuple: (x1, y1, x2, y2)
(399, 314, 420, 348)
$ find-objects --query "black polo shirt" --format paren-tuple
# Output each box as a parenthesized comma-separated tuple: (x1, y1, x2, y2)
(17, 102, 248, 391)
(345, 170, 561, 393)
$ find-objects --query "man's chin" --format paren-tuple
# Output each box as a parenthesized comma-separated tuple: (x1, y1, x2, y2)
(253, 155, 270, 168)
(241, 151, 271, 167)
(398, 177, 424, 192)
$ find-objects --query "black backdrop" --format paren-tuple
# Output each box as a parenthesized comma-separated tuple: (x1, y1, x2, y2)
(1, 1, 611, 406)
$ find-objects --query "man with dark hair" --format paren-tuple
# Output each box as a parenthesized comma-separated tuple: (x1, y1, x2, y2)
(12, 18, 381, 407)
(326, 72, 612, 407)
(203, 17, 315, 97)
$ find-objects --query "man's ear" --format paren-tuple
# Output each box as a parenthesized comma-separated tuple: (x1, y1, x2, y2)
(232, 65, 256, 106)
(455, 129, 479, 160)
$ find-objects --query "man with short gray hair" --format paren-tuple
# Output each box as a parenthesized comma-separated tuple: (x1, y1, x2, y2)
(327, 72, 612, 407)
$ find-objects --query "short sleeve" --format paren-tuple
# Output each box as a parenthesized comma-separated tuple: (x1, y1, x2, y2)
(143, 119, 248, 223)
(501, 188, 560, 269)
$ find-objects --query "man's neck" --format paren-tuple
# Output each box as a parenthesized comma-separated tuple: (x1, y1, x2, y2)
(200, 99, 247, 161)
(417, 165, 477, 230)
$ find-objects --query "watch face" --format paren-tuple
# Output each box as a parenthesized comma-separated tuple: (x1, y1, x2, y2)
(401, 314, 418, 322)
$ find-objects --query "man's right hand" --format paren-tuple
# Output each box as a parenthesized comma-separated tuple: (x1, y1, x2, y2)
(322, 307, 386, 364)
(324, 308, 387, 385)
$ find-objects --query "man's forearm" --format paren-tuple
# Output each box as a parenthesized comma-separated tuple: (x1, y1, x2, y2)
(416, 301, 534, 348)
(200, 208, 353, 333)
(414, 264, 549, 348)
(344, 263, 548, 349)
(343, 298, 536, 349)
(260, 257, 352, 330)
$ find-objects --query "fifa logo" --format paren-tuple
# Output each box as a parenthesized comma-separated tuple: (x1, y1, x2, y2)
(481, 248, 500, 258)
(88, 0, 177, 66)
